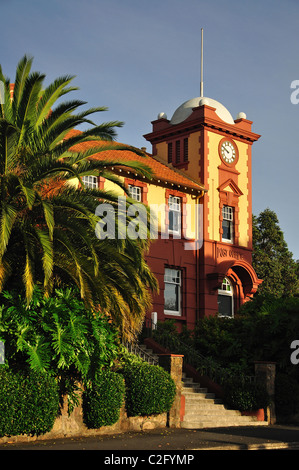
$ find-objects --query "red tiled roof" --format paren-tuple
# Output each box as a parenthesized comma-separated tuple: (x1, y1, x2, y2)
(65, 130, 205, 193)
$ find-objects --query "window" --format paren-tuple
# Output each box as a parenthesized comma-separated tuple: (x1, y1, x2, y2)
(128, 185, 142, 202)
(175, 140, 180, 164)
(164, 268, 181, 315)
(222, 205, 234, 243)
(218, 277, 234, 318)
(168, 142, 173, 163)
(82, 175, 98, 189)
(183, 138, 188, 162)
(168, 195, 181, 235)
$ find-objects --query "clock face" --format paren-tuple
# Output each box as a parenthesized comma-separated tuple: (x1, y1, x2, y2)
(220, 141, 236, 164)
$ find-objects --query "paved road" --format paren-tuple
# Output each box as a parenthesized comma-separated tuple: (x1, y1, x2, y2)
(0, 424, 299, 452)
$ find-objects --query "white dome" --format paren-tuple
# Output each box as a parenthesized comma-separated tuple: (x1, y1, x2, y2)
(170, 96, 235, 125)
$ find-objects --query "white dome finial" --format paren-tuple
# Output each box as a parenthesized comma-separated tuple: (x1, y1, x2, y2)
(157, 112, 167, 120)
(199, 97, 210, 106)
(236, 112, 246, 120)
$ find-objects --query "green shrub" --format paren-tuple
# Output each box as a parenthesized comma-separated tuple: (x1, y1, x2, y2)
(0, 288, 120, 381)
(275, 373, 299, 418)
(122, 363, 176, 417)
(223, 378, 270, 412)
(83, 370, 125, 428)
(0, 368, 59, 437)
(115, 345, 144, 369)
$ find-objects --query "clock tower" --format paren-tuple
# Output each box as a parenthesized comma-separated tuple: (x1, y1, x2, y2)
(144, 95, 262, 319)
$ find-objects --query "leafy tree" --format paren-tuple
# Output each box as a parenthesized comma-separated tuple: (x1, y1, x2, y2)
(252, 208, 298, 296)
(0, 55, 158, 340)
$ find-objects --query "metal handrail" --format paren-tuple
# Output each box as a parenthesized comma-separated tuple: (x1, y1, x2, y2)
(123, 340, 158, 365)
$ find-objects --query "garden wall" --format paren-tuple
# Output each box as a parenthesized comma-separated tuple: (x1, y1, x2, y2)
(0, 353, 182, 445)
(0, 393, 167, 444)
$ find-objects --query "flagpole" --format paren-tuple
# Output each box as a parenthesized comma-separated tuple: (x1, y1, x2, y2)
(200, 28, 204, 97)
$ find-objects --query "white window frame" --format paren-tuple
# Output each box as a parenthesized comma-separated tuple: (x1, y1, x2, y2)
(164, 268, 181, 316)
(222, 205, 234, 243)
(128, 185, 142, 202)
(82, 175, 98, 189)
(168, 195, 181, 235)
(218, 277, 234, 318)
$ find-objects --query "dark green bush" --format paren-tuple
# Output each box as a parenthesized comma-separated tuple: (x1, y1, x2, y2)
(275, 373, 299, 418)
(122, 362, 176, 417)
(0, 368, 59, 437)
(223, 378, 270, 412)
(83, 370, 125, 428)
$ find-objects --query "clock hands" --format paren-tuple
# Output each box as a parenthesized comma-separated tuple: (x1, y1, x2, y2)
(220, 141, 236, 164)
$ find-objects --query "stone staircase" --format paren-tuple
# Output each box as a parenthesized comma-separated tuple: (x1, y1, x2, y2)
(135, 343, 268, 429)
(181, 372, 268, 428)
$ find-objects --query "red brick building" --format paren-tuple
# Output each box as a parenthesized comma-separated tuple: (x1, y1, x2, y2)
(72, 95, 262, 331)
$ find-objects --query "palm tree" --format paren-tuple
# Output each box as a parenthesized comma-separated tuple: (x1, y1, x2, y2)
(0, 55, 157, 341)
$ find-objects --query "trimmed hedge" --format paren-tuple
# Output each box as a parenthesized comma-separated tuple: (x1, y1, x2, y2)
(122, 362, 176, 417)
(223, 378, 270, 412)
(0, 368, 60, 437)
(83, 370, 125, 428)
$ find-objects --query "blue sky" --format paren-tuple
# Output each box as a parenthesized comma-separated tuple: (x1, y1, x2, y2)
(1, 0, 298, 259)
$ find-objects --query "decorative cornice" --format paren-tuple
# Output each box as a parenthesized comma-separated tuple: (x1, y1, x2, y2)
(144, 104, 261, 146)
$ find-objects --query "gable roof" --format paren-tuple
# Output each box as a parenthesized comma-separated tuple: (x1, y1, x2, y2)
(65, 130, 205, 194)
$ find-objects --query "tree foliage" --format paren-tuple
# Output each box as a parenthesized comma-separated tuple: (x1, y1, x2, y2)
(252, 208, 298, 296)
(0, 55, 158, 340)
(0, 287, 119, 382)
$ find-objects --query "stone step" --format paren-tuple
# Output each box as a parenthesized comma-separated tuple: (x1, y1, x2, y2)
(182, 414, 263, 424)
(181, 417, 268, 428)
(180, 370, 268, 428)
(182, 377, 195, 384)
(184, 396, 223, 406)
(182, 385, 208, 393)
(183, 401, 228, 412)
(138, 344, 268, 429)
(183, 412, 246, 422)
(183, 406, 241, 416)
(183, 391, 218, 400)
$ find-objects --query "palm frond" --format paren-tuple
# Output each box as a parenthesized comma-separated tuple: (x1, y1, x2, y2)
(0, 202, 18, 258)
(0, 120, 19, 174)
(35, 75, 77, 127)
(23, 243, 35, 305)
(16, 71, 45, 146)
(11, 55, 34, 120)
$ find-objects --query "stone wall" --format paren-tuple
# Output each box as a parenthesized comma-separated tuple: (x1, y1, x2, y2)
(0, 394, 167, 445)
(0, 351, 183, 444)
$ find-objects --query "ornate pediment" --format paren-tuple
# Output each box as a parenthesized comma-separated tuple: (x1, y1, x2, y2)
(218, 178, 243, 197)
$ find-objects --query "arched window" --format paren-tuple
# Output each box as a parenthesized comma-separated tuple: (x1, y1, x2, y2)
(218, 277, 234, 318)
